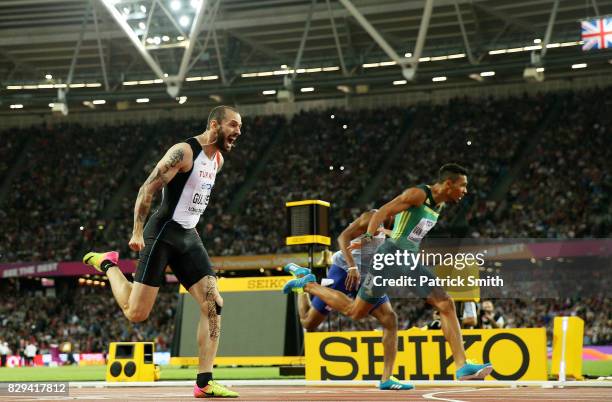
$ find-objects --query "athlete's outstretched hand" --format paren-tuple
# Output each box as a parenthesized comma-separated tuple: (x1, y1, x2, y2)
(345, 268, 361, 291)
(347, 241, 362, 251)
(129, 234, 145, 252)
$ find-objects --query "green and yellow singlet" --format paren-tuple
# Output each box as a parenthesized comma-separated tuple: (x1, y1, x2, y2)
(390, 184, 443, 252)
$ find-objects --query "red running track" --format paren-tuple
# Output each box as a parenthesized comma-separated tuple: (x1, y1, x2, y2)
(5, 385, 612, 401)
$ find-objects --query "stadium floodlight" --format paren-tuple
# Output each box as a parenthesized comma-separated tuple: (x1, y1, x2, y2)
(99, 0, 210, 98)
(171, 0, 181, 11)
(179, 15, 190, 27)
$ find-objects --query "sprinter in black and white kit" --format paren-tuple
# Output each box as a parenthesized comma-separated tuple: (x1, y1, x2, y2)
(83, 106, 242, 398)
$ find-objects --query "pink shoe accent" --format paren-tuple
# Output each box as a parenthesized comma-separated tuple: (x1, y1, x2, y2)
(193, 384, 207, 398)
(102, 251, 119, 265)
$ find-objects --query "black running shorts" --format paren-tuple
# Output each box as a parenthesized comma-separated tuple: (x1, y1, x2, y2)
(135, 214, 215, 289)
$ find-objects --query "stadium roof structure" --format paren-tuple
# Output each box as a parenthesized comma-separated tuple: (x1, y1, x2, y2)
(0, 0, 611, 112)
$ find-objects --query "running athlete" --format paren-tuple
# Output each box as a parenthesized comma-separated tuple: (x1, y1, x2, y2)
(83, 106, 241, 398)
(284, 164, 493, 383)
(285, 210, 412, 390)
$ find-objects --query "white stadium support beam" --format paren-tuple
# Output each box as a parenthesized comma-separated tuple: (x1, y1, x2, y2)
(98, 0, 165, 80)
(0, 0, 484, 47)
(540, 0, 560, 59)
(338, 0, 433, 80)
(290, 0, 317, 84)
(211, 27, 227, 86)
(591, 0, 600, 16)
(337, 0, 405, 67)
(187, 0, 221, 72)
(454, 0, 477, 65)
(65, 2, 92, 93)
(326, 0, 348, 77)
(99, 0, 209, 98)
(401, 0, 434, 81)
(172, 0, 209, 96)
(92, 1, 110, 92)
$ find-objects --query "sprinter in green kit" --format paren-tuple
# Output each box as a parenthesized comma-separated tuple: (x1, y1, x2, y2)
(283, 164, 493, 385)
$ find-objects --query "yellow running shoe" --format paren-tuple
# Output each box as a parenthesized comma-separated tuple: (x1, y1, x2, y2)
(193, 381, 239, 398)
(82, 251, 119, 273)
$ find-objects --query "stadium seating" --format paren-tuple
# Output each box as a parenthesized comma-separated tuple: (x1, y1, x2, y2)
(0, 89, 610, 352)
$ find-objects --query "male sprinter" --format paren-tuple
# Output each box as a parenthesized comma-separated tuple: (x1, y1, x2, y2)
(285, 210, 412, 390)
(284, 164, 493, 382)
(83, 106, 241, 398)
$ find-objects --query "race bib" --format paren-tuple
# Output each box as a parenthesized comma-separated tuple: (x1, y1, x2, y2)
(407, 218, 436, 242)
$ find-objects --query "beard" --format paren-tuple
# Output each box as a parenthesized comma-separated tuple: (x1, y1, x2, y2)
(214, 126, 229, 152)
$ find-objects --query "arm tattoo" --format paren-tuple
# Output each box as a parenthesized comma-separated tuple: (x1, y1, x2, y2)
(167, 148, 184, 169)
(133, 147, 185, 231)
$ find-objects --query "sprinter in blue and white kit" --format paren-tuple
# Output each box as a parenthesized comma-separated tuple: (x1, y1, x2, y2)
(284, 210, 413, 390)
(307, 221, 389, 324)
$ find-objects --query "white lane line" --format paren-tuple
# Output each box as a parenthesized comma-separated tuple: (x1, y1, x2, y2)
(422, 388, 496, 402)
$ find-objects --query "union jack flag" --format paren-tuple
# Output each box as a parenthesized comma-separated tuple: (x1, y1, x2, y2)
(581, 17, 612, 51)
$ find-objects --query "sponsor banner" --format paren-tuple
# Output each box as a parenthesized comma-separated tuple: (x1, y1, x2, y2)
(582, 346, 612, 361)
(5, 352, 170, 367)
(180, 276, 292, 294)
(170, 356, 305, 366)
(0, 260, 136, 278)
(77, 353, 105, 366)
(210, 253, 310, 270)
(305, 328, 547, 381)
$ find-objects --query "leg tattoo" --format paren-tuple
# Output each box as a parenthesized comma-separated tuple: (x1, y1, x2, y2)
(205, 276, 221, 339)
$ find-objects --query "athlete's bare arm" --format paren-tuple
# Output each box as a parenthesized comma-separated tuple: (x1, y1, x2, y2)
(129, 143, 193, 251)
(366, 187, 427, 236)
(338, 211, 374, 291)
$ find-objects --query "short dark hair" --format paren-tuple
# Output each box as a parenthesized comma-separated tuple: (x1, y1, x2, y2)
(207, 105, 238, 129)
(438, 163, 468, 183)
